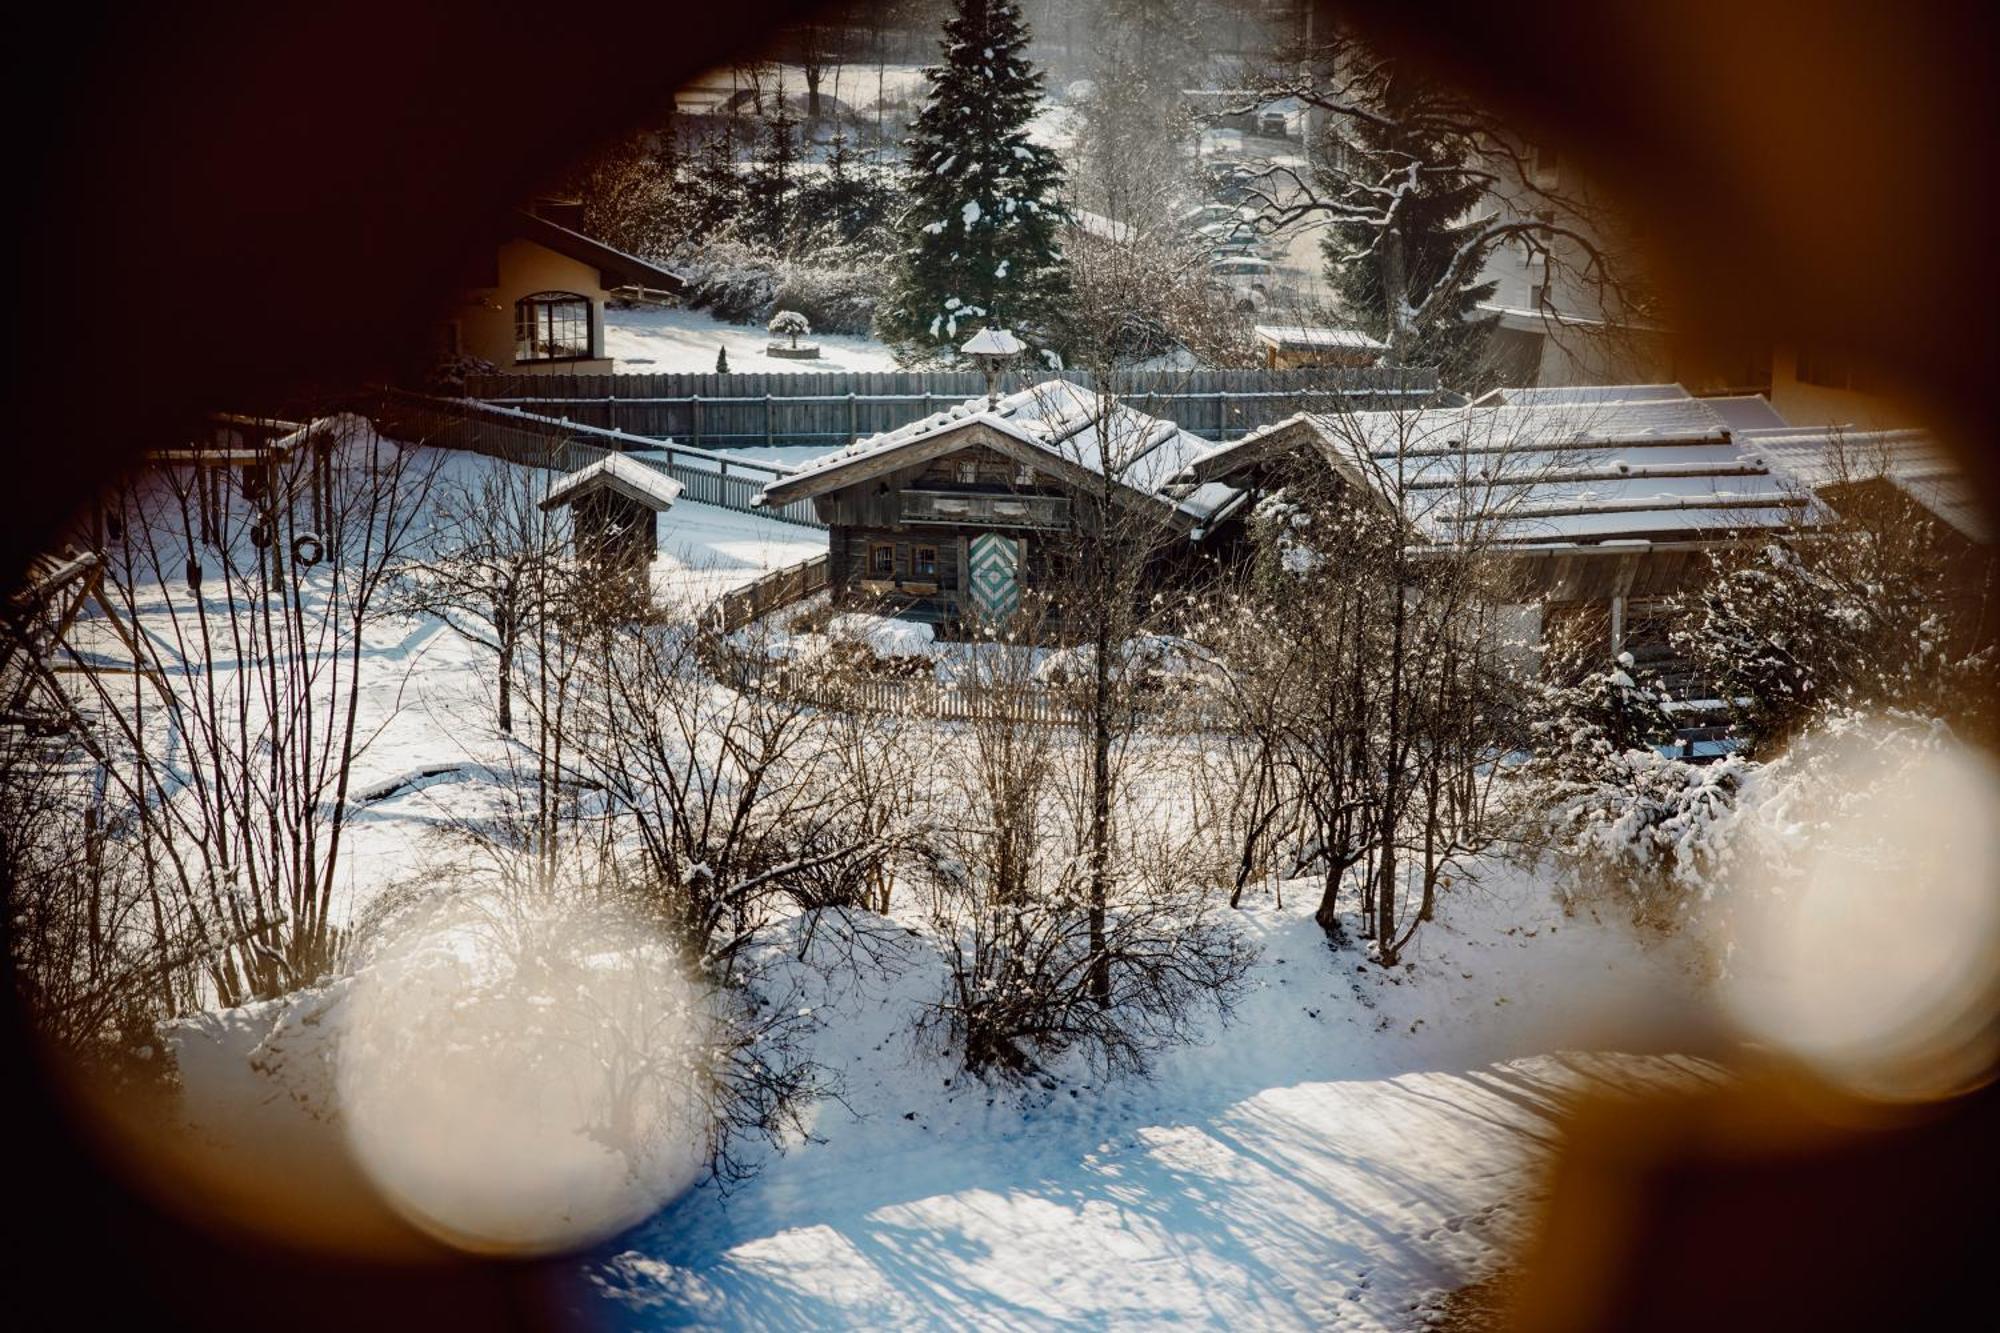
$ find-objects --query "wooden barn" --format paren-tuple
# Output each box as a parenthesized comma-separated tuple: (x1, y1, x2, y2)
(1172, 384, 1813, 685)
(755, 380, 1245, 633)
(540, 452, 683, 577)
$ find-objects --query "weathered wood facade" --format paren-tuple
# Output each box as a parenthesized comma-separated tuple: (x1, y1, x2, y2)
(809, 435, 1112, 628)
(759, 390, 1241, 636)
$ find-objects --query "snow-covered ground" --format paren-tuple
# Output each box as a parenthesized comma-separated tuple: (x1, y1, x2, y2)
(572, 867, 1710, 1331)
(119, 440, 1717, 1330)
(607, 306, 903, 375)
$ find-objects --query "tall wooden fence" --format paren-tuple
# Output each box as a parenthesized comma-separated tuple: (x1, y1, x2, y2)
(371, 389, 825, 527)
(463, 367, 1439, 449)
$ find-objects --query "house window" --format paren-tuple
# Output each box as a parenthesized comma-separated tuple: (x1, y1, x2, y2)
(913, 544, 939, 576)
(957, 460, 980, 484)
(514, 291, 593, 362)
(868, 541, 895, 577)
(1014, 464, 1036, 486)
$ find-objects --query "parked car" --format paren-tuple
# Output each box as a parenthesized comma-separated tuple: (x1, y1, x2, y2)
(1256, 109, 1291, 138)
(1196, 218, 1262, 250)
(1208, 255, 1276, 311)
(1179, 202, 1245, 233)
(1205, 161, 1259, 203)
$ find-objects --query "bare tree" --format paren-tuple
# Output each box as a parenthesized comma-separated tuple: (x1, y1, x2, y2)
(1222, 25, 1655, 382)
(60, 416, 438, 1004)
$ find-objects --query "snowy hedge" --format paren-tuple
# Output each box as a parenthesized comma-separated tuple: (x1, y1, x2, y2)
(674, 241, 883, 336)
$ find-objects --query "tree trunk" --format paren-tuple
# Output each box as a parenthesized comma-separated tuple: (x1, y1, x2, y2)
(1088, 602, 1112, 1008)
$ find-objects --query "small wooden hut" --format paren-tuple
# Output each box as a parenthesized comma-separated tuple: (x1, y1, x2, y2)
(540, 453, 683, 576)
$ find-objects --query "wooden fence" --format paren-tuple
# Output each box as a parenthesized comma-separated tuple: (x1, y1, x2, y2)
(371, 389, 825, 528)
(463, 366, 1440, 449)
(778, 674, 1093, 726)
(707, 554, 831, 632)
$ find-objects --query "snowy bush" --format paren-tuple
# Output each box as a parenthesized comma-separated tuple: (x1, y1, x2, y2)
(1521, 655, 1724, 923)
(767, 309, 812, 345)
(676, 241, 783, 324)
(675, 241, 884, 336)
(768, 256, 882, 336)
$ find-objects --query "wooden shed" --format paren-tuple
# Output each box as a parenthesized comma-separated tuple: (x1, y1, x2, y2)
(539, 452, 683, 575)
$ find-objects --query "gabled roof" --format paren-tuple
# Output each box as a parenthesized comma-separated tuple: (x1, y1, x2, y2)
(1743, 426, 1989, 543)
(1176, 387, 1822, 548)
(756, 380, 1242, 530)
(513, 210, 685, 294)
(539, 453, 683, 512)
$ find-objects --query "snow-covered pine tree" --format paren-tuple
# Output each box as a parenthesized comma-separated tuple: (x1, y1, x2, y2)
(878, 0, 1071, 360)
(1316, 59, 1499, 386)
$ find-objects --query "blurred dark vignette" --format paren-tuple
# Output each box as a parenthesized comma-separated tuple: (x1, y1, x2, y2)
(5, 1, 1994, 1328)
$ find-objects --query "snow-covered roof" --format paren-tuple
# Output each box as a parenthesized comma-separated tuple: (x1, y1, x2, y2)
(539, 452, 683, 512)
(1742, 426, 1989, 543)
(757, 379, 1241, 528)
(1252, 325, 1387, 353)
(1180, 387, 1831, 548)
(961, 327, 1027, 357)
(1482, 383, 1691, 407)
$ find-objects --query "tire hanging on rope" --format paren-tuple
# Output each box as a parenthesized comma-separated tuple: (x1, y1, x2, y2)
(291, 532, 324, 567)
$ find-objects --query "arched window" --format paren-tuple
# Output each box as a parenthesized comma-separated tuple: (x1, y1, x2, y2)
(513, 291, 592, 362)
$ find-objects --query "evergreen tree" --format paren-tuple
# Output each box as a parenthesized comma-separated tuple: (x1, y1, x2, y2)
(686, 130, 745, 240)
(716, 345, 730, 374)
(1317, 59, 1498, 385)
(878, 0, 1071, 360)
(804, 132, 894, 245)
(744, 110, 800, 251)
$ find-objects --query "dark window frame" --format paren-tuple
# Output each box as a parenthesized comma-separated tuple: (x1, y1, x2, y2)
(514, 290, 594, 364)
(868, 541, 896, 577)
(913, 544, 939, 576)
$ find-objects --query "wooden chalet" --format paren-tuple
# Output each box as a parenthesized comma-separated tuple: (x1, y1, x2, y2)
(754, 380, 1244, 633)
(1172, 384, 1814, 683)
(539, 452, 683, 576)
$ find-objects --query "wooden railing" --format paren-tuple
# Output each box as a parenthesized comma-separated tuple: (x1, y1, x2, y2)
(369, 389, 826, 528)
(706, 554, 831, 633)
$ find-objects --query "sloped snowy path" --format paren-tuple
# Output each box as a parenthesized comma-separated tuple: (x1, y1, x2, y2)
(577, 876, 1714, 1331)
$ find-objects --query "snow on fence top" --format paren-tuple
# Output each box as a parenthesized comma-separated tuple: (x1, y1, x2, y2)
(1176, 386, 1877, 548)
(757, 379, 1244, 527)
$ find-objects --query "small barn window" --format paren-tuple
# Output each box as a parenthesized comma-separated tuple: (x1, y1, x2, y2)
(913, 544, 939, 576)
(514, 291, 593, 362)
(1014, 464, 1036, 486)
(869, 541, 895, 576)
(957, 460, 979, 484)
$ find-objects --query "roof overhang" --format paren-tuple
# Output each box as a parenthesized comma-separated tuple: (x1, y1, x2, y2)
(759, 417, 1198, 532)
(513, 210, 686, 295)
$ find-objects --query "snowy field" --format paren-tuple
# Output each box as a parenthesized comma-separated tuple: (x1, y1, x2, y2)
(606, 306, 903, 375)
(573, 869, 1709, 1332)
(124, 439, 1720, 1331)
